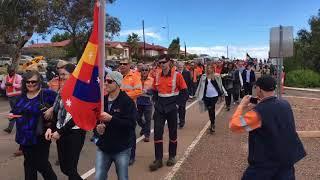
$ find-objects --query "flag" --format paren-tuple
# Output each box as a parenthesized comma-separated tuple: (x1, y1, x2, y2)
(246, 53, 254, 64)
(61, 2, 102, 130)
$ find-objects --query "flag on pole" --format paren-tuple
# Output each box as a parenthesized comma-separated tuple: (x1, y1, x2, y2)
(61, 1, 103, 130)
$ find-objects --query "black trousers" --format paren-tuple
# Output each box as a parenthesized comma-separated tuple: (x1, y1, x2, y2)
(244, 83, 253, 95)
(225, 89, 233, 107)
(203, 97, 218, 126)
(57, 129, 86, 180)
(192, 82, 198, 96)
(178, 102, 187, 126)
(233, 85, 241, 102)
(22, 137, 57, 180)
(242, 165, 295, 180)
(153, 108, 178, 160)
(137, 105, 153, 137)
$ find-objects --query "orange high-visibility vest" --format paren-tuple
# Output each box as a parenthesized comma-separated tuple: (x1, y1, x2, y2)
(153, 68, 187, 97)
(141, 76, 154, 97)
(121, 70, 142, 101)
(6, 75, 21, 97)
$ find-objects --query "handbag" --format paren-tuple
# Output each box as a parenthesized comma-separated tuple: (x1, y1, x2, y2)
(36, 90, 52, 135)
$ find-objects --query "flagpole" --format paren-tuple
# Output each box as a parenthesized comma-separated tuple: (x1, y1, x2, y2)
(98, 0, 106, 113)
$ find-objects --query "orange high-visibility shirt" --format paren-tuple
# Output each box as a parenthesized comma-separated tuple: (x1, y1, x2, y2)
(153, 68, 187, 97)
(48, 77, 65, 92)
(121, 70, 142, 101)
(229, 105, 261, 133)
(141, 76, 154, 97)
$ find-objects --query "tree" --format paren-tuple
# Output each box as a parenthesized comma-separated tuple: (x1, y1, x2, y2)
(0, 1, 53, 67)
(168, 37, 180, 58)
(51, 32, 71, 42)
(126, 33, 140, 59)
(50, 0, 121, 60)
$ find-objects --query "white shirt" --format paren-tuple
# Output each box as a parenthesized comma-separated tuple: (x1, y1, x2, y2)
(246, 69, 251, 83)
(206, 79, 218, 98)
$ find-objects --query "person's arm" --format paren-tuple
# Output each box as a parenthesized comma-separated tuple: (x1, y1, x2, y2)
(126, 77, 142, 100)
(229, 104, 261, 133)
(13, 75, 22, 89)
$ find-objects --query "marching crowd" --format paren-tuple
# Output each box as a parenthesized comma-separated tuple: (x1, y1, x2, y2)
(1, 55, 305, 180)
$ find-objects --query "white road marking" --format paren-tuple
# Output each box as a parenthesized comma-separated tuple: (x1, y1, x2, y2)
(81, 99, 200, 179)
(283, 95, 320, 101)
(284, 86, 320, 92)
(163, 104, 224, 180)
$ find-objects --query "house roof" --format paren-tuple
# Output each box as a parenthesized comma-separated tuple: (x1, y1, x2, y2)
(27, 40, 71, 48)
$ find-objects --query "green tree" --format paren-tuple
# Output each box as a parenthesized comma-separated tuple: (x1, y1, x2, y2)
(126, 33, 140, 59)
(51, 0, 121, 61)
(168, 37, 180, 58)
(0, 1, 52, 67)
(51, 32, 71, 42)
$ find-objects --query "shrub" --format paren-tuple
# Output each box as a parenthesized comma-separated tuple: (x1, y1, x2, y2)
(285, 69, 320, 88)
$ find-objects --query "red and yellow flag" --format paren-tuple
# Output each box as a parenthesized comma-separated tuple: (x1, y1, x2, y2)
(61, 2, 102, 130)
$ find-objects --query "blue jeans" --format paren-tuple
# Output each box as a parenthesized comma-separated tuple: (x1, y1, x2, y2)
(95, 147, 131, 180)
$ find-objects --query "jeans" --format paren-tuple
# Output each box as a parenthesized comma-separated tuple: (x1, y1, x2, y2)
(137, 105, 152, 137)
(57, 129, 86, 180)
(21, 137, 57, 180)
(225, 89, 233, 107)
(7, 96, 18, 131)
(95, 148, 131, 180)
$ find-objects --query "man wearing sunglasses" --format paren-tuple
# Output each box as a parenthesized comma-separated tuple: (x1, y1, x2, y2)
(136, 64, 153, 142)
(118, 58, 142, 166)
(149, 55, 188, 171)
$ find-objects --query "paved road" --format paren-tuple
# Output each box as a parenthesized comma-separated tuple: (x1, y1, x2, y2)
(0, 97, 219, 180)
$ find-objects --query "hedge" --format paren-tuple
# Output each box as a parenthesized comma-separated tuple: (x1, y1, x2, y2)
(285, 69, 320, 88)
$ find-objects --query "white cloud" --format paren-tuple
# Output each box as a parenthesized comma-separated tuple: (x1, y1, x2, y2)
(187, 45, 269, 59)
(120, 28, 162, 41)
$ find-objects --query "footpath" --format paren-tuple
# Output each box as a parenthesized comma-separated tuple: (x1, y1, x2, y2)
(174, 91, 320, 180)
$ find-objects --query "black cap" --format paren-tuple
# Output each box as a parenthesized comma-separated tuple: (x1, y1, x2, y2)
(255, 75, 276, 91)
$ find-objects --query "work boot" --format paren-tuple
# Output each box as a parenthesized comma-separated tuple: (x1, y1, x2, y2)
(149, 160, 163, 171)
(166, 157, 176, 166)
(129, 158, 135, 166)
(143, 137, 150, 142)
(3, 128, 12, 134)
(13, 150, 23, 157)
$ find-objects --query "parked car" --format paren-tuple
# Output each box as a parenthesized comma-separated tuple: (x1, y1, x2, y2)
(0, 57, 12, 67)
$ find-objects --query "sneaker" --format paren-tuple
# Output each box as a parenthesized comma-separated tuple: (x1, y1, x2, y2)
(3, 128, 12, 134)
(166, 157, 176, 166)
(143, 137, 150, 142)
(209, 125, 215, 134)
(149, 160, 163, 171)
(129, 158, 135, 166)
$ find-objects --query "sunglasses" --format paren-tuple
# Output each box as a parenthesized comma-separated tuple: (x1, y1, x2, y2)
(119, 63, 128, 66)
(158, 61, 168, 64)
(141, 69, 149, 72)
(105, 79, 115, 84)
(26, 80, 38, 84)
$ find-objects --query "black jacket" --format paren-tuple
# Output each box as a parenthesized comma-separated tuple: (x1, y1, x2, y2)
(241, 69, 256, 84)
(176, 70, 191, 105)
(181, 69, 192, 90)
(96, 91, 137, 154)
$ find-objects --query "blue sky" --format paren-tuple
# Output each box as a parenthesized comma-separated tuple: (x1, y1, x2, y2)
(32, 0, 320, 59)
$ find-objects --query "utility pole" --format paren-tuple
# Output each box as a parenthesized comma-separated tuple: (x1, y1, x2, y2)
(227, 45, 229, 58)
(184, 42, 187, 59)
(142, 20, 146, 57)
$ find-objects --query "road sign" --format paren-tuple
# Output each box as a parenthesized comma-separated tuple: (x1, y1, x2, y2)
(269, 26, 294, 58)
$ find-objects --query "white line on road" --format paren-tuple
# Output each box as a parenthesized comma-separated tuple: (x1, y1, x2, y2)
(283, 95, 320, 101)
(284, 86, 320, 92)
(81, 99, 199, 179)
(163, 104, 224, 180)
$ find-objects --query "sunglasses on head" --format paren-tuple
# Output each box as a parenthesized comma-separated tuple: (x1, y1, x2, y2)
(158, 61, 168, 64)
(105, 79, 115, 84)
(119, 63, 128, 66)
(26, 80, 38, 84)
